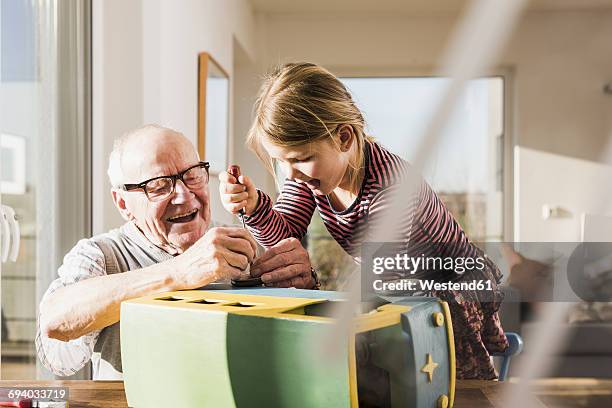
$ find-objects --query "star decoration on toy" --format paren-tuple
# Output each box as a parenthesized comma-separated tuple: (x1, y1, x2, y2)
(421, 353, 439, 383)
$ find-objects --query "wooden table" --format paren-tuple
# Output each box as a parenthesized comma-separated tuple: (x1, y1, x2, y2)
(0, 379, 610, 407)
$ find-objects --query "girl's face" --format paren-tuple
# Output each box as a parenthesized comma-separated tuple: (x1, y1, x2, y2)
(262, 131, 354, 196)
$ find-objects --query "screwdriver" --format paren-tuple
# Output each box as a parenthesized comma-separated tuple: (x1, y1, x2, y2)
(227, 165, 262, 287)
(228, 165, 247, 230)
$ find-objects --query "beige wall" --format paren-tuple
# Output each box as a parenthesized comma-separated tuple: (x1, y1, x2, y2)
(92, 0, 258, 233)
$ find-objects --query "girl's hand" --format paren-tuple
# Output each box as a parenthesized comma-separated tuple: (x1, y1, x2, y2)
(219, 171, 259, 216)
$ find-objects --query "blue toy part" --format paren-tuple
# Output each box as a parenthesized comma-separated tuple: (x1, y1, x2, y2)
(493, 332, 524, 381)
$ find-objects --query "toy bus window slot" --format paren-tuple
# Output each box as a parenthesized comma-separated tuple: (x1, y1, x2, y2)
(225, 302, 258, 308)
(155, 296, 186, 302)
(188, 299, 226, 305)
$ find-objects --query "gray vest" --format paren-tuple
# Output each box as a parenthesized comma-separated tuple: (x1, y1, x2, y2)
(91, 222, 173, 373)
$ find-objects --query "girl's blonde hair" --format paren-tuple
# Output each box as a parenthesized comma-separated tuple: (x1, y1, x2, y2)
(246, 62, 373, 191)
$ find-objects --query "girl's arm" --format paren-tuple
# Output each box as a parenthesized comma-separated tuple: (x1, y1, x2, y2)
(245, 180, 316, 247)
(219, 171, 316, 248)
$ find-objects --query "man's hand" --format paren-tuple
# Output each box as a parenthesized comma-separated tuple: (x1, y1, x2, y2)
(170, 227, 257, 289)
(250, 238, 315, 289)
(40, 227, 257, 342)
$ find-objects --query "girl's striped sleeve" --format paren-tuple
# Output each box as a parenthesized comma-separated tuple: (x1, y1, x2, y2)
(244, 180, 316, 248)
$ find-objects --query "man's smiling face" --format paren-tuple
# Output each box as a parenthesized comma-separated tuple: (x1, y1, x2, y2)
(115, 128, 211, 254)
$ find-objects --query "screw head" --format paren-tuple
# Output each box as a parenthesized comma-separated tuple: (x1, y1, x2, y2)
(432, 312, 445, 327)
(437, 394, 449, 408)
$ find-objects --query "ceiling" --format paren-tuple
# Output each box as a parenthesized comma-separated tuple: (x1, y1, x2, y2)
(250, 0, 612, 15)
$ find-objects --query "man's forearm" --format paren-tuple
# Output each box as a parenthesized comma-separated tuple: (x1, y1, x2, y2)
(40, 260, 189, 341)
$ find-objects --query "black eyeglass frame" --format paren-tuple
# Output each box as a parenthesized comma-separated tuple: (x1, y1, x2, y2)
(120, 161, 210, 201)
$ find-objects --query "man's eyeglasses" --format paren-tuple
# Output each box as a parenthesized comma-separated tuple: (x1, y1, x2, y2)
(120, 162, 210, 202)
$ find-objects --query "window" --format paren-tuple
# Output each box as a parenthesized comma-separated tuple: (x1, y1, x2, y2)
(1, 0, 91, 380)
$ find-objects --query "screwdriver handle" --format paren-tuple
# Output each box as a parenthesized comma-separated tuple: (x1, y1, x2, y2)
(228, 165, 242, 181)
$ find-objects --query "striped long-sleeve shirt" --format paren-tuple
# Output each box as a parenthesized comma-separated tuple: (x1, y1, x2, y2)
(245, 140, 508, 379)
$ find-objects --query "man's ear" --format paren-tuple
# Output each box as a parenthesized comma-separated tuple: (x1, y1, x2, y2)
(337, 124, 355, 152)
(111, 189, 134, 222)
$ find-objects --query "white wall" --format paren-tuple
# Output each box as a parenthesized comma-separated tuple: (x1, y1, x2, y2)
(515, 147, 612, 241)
(92, 0, 258, 233)
(256, 9, 612, 241)
(506, 11, 612, 165)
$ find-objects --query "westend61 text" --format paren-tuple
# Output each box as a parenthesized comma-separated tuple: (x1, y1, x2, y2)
(373, 279, 493, 292)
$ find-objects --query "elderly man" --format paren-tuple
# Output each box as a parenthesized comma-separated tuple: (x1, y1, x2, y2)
(36, 124, 318, 380)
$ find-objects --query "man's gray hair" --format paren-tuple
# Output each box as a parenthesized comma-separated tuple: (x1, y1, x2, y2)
(107, 124, 181, 188)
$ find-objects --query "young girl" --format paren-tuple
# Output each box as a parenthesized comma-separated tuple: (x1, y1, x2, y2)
(219, 62, 508, 380)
